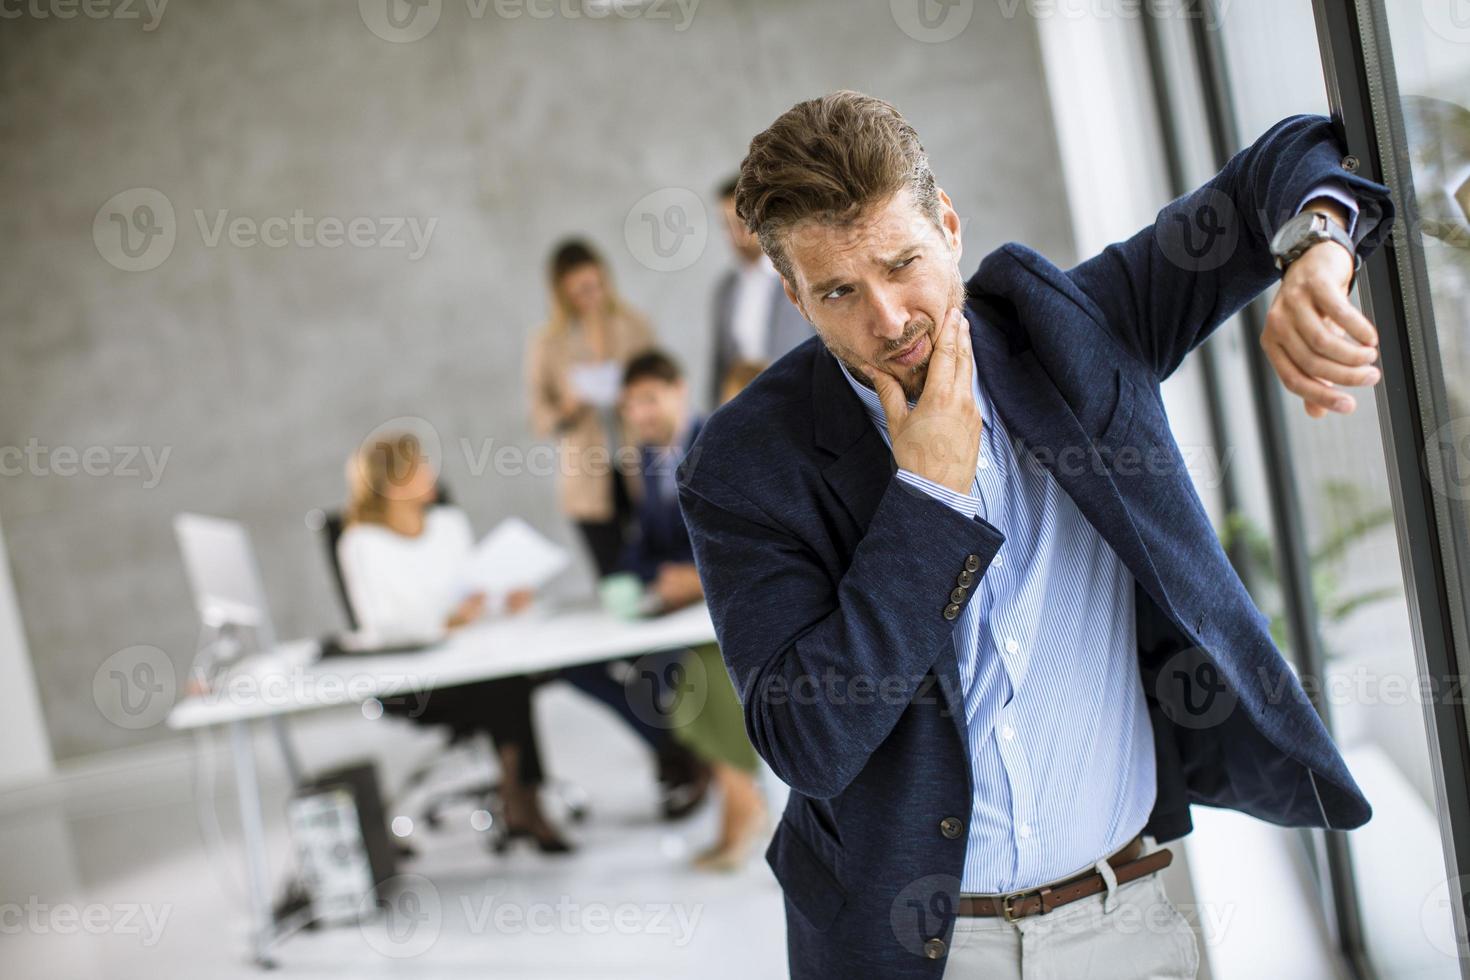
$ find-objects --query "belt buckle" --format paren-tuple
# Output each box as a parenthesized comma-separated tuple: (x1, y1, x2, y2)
(1001, 891, 1027, 923)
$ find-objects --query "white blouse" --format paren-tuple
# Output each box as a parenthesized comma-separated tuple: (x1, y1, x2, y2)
(336, 506, 479, 644)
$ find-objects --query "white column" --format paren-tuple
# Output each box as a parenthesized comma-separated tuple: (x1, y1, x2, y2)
(1032, 2, 1226, 523)
(0, 508, 53, 787)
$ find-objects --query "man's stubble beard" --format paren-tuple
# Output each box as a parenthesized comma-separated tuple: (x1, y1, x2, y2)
(824, 267, 968, 402)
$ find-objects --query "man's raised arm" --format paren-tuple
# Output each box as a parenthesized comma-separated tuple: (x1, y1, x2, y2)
(1064, 112, 1395, 410)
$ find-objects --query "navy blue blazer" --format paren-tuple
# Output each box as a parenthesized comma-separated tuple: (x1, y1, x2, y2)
(676, 114, 1395, 979)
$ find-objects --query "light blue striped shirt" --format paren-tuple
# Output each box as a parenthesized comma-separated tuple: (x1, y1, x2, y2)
(838, 358, 1155, 894)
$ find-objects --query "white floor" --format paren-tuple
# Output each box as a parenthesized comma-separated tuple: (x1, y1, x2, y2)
(0, 679, 1368, 980)
(0, 683, 789, 980)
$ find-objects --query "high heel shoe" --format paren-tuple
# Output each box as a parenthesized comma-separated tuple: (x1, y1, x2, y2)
(496, 823, 575, 855)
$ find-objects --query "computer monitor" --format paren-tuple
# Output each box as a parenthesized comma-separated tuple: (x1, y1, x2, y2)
(173, 512, 278, 657)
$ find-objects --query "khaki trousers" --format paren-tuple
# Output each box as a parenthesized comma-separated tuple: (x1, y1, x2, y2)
(941, 835, 1200, 979)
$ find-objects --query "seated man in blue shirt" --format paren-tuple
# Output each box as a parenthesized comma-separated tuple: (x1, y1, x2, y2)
(619, 349, 768, 870)
(618, 350, 706, 607)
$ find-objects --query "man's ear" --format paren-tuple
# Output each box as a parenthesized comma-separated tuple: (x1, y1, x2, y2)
(936, 187, 963, 263)
(781, 277, 810, 322)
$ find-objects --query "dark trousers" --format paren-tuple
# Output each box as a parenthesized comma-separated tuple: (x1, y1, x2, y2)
(561, 516, 685, 755)
(387, 674, 544, 785)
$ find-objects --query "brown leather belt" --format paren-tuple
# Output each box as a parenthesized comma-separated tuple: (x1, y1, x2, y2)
(956, 833, 1172, 922)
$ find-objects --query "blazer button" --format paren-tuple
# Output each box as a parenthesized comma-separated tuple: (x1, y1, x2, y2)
(940, 816, 964, 839)
(964, 554, 981, 572)
(950, 587, 967, 604)
(943, 603, 962, 621)
(957, 570, 975, 589)
(923, 937, 947, 960)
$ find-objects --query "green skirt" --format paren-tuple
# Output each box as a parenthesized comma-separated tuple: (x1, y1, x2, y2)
(670, 642, 759, 774)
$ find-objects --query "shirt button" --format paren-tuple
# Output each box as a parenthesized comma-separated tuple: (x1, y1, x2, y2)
(1002, 725, 1015, 741)
(1004, 638, 1019, 655)
(977, 456, 990, 471)
(992, 555, 1004, 568)
(1018, 823, 1032, 839)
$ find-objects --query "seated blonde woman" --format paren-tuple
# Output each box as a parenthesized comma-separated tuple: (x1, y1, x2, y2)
(338, 432, 570, 854)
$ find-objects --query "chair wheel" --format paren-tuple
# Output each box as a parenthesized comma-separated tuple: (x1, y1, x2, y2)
(569, 805, 589, 824)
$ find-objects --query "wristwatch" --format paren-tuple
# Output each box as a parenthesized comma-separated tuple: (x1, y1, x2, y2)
(1269, 210, 1360, 288)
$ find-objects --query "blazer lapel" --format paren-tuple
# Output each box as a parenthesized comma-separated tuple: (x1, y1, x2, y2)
(809, 348, 970, 750)
(811, 348, 895, 531)
(965, 294, 1169, 614)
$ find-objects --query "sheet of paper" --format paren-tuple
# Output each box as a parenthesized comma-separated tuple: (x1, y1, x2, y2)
(460, 517, 571, 596)
(567, 361, 622, 409)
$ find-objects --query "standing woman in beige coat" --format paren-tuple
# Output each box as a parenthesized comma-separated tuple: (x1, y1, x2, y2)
(526, 238, 654, 577)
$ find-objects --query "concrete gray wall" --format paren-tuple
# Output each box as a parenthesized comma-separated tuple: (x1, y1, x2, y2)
(0, 0, 1074, 760)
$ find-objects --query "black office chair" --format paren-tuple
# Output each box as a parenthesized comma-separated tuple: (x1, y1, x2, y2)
(308, 489, 587, 854)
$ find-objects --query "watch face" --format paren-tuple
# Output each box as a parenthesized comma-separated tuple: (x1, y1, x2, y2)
(1271, 211, 1325, 262)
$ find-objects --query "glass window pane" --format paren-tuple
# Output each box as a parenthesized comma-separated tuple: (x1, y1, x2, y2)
(1368, 2, 1470, 972)
(1216, 1, 1458, 974)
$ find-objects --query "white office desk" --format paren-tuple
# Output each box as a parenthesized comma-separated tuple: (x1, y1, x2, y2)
(172, 601, 717, 968)
(167, 601, 717, 730)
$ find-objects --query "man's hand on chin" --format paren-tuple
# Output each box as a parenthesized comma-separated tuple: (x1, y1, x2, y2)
(867, 307, 983, 495)
(1261, 206, 1382, 419)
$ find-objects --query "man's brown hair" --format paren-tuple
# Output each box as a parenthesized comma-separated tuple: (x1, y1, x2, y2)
(734, 90, 941, 288)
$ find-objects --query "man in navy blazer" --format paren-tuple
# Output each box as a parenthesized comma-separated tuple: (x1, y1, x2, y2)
(677, 91, 1393, 978)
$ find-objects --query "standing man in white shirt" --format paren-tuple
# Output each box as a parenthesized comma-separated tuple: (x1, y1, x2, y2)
(709, 176, 815, 407)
